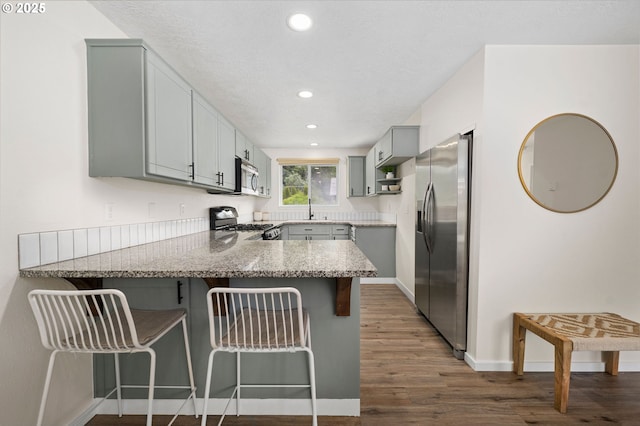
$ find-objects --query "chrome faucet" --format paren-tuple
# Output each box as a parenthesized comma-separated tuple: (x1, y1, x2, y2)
(308, 198, 314, 220)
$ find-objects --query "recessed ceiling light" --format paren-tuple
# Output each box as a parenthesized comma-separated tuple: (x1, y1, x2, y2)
(298, 90, 313, 98)
(306, 124, 317, 129)
(310, 142, 319, 146)
(287, 13, 313, 32)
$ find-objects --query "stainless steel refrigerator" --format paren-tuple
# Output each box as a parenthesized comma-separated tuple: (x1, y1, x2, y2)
(415, 133, 472, 359)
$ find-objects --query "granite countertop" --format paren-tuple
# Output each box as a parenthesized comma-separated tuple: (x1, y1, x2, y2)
(19, 230, 378, 279)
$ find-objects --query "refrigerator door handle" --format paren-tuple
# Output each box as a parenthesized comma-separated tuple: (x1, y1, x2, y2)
(424, 182, 434, 254)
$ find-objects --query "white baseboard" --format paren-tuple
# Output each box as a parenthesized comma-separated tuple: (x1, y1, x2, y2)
(464, 352, 640, 372)
(360, 277, 397, 284)
(80, 398, 359, 421)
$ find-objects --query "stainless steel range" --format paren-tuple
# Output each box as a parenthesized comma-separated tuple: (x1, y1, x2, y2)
(209, 206, 280, 240)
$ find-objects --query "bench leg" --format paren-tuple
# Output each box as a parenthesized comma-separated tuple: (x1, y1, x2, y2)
(513, 316, 526, 375)
(604, 351, 620, 376)
(554, 341, 572, 413)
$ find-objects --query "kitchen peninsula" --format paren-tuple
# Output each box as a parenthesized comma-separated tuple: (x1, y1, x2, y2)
(20, 230, 376, 416)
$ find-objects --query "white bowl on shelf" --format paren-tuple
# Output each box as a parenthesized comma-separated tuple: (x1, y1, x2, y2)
(389, 185, 401, 191)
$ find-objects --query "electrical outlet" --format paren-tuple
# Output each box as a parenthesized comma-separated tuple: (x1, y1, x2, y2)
(179, 203, 185, 216)
(104, 203, 114, 221)
(148, 202, 156, 218)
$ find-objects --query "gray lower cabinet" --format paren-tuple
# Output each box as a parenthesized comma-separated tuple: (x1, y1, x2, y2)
(283, 224, 352, 241)
(95, 278, 193, 399)
(331, 225, 350, 240)
(353, 226, 396, 277)
(348, 156, 365, 197)
(287, 224, 331, 240)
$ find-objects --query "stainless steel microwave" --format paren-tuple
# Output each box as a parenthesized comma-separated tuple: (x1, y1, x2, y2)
(236, 157, 259, 196)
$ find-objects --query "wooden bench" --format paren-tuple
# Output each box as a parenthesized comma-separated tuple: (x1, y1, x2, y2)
(513, 312, 640, 413)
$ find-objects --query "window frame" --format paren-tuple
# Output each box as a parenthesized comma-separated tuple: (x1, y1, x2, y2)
(279, 163, 339, 207)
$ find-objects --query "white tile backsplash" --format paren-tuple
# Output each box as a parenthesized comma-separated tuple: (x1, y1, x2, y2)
(111, 226, 122, 250)
(99, 227, 111, 253)
(120, 225, 130, 248)
(73, 229, 88, 258)
(19, 233, 40, 268)
(58, 230, 74, 261)
(87, 228, 100, 255)
(18, 217, 210, 268)
(40, 232, 58, 265)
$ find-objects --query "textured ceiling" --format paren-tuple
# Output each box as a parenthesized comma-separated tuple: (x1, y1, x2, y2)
(89, 1, 640, 150)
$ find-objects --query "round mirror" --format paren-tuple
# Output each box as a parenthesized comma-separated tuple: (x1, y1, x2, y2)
(518, 113, 618, 213)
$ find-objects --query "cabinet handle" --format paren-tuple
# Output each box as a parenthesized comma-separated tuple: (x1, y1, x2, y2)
(188, 163, 195, 179)
(220, 172, 224, 185)
(216, 172, 221, 185)
(177, 280, 184, 304)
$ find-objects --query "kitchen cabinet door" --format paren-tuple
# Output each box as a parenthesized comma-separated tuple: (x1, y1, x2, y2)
(192, 92, 219, 187)
(235, 131, 254, 163)
(94, 278, 193, 399)
(376, 131, 392, 166)
(146, 51, 193, 181)
(365, 148, 376, 196)
(217, 115, 237, 191)
(265, 155, 272, 197)
(253, 148, 267, 196)
(354, 227, 396, 277)
(348, 156, 365, 197)
(375, 126, 419, 167)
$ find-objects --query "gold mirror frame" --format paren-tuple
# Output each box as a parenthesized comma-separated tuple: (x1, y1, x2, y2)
(518, 113, 618, 213)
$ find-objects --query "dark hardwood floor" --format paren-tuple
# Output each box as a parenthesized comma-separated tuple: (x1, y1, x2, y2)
(88, 284, 640, 425)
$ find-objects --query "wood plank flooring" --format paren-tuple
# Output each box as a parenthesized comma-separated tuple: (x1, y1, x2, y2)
(88, 284, 640, 425)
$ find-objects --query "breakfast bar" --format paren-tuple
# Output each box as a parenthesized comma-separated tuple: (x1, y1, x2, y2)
(20, 230, 377, 416)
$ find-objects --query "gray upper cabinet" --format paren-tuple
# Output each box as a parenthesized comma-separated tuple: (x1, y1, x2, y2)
(253, 147, 267, 196)
(235, 131, 254, 163)
(365, 148, 376, 196)
(375, 126, 419, 167)
(216, 115, 237, 191)
(252, 147, 272, 198)
(86, 39, 236, 192)
(348, 156, 365, 197)
(192, 92, 219, 187)
(192, 93, 236, 191)
(146, 52, 193, 181)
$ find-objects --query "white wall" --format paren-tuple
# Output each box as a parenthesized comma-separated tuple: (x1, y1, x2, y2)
(0, 2, 258, 424)
(474, 45, 640, 370)
(406, 45, 640, 371)
(394, 50, 486, 304)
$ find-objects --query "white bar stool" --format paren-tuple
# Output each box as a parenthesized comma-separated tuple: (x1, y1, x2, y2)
(28, 289, 198, 426)
(201, 287, 317, 426)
